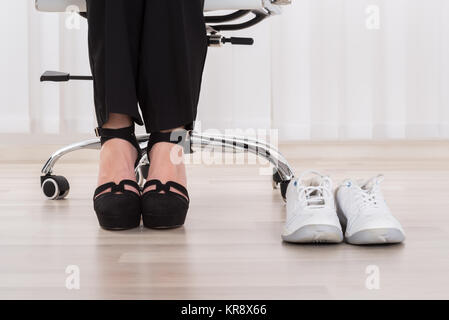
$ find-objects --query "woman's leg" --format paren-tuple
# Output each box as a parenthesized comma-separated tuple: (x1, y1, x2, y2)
(138, 0, 208, 197)
(86, 0, 145, 195)
(86, 0, 144, 128)
(146, 128, 188, 198)
(97, 114, 138, 195)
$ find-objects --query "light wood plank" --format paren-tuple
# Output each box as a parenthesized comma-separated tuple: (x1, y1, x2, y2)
(0, 141, 448, 299)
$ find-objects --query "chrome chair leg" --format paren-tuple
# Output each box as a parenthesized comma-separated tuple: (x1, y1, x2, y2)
(40, 135, 149, 200)
(41, 132, 294, 200)
(190, 131, 294, 182)
(40, 138, 101, 200)
(41, 138, 100, 176)
(136, 131, 295, 199)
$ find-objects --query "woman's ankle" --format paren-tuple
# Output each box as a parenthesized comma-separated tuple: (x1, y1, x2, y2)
(97, 139, 139, 194)
(149, 142, 184, 166)
(102, 113, 133, 129)
(160, 126, 185, 133)
(148, 126, 187, 165)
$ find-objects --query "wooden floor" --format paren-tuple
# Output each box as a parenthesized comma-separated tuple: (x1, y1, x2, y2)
(0, 141, 449, 300)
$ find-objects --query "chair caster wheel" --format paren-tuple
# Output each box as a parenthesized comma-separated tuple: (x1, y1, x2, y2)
(273, 170, 291, 202)
(41, 175, 70, 200)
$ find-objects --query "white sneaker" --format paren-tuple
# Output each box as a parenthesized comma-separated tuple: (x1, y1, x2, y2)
(336, 175, 406, 245)
(282, 171, 343, 243)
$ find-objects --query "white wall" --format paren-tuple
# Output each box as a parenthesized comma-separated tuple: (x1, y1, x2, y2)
(0, 0, 448, 142)
(271, 0, 449, 140)
(0, 1, 30, 133)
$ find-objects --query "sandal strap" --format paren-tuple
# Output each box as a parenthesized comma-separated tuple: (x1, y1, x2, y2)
(95, 125, 142, 167)
(147, 130, 192, 154)
(143, 179, 189, 201)
(94, 179, 141, 199)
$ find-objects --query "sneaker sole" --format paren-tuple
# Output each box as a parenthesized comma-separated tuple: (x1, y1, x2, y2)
(346, 228, 405, 245)
(282, 224, 344, 244)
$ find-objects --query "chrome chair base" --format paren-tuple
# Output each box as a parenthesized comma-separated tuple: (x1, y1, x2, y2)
(40, 132, 295, 201)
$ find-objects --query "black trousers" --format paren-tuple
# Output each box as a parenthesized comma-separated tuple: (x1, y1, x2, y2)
(86, 0, 208, 133)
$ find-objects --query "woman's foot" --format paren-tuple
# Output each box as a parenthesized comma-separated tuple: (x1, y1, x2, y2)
(97, 138, 140, 197)
(93, 114, 142, 230)
(141, 128, 190, 229)
(96, 114, 140, 197)
(143, 142, 187, 198)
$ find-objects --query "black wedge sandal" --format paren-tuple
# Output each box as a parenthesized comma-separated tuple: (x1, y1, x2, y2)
(141, 130, 191, 229)
(93, 126, 143, 230)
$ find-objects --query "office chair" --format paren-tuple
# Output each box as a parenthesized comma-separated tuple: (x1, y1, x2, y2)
(36, 0, 295, 201)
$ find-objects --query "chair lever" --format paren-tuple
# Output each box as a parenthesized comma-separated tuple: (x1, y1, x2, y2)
(40, 71, 93, 82)
(208, 35, 254, 47)
(222, 37, 254, 46)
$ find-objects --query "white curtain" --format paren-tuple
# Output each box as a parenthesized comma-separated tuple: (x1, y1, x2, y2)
(1, 0, 448, 141)
(270, 0, 449, 140)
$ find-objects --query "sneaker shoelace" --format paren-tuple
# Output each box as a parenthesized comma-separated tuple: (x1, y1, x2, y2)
(295, 176, 332, 209)
(355, 175, 384, 212)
